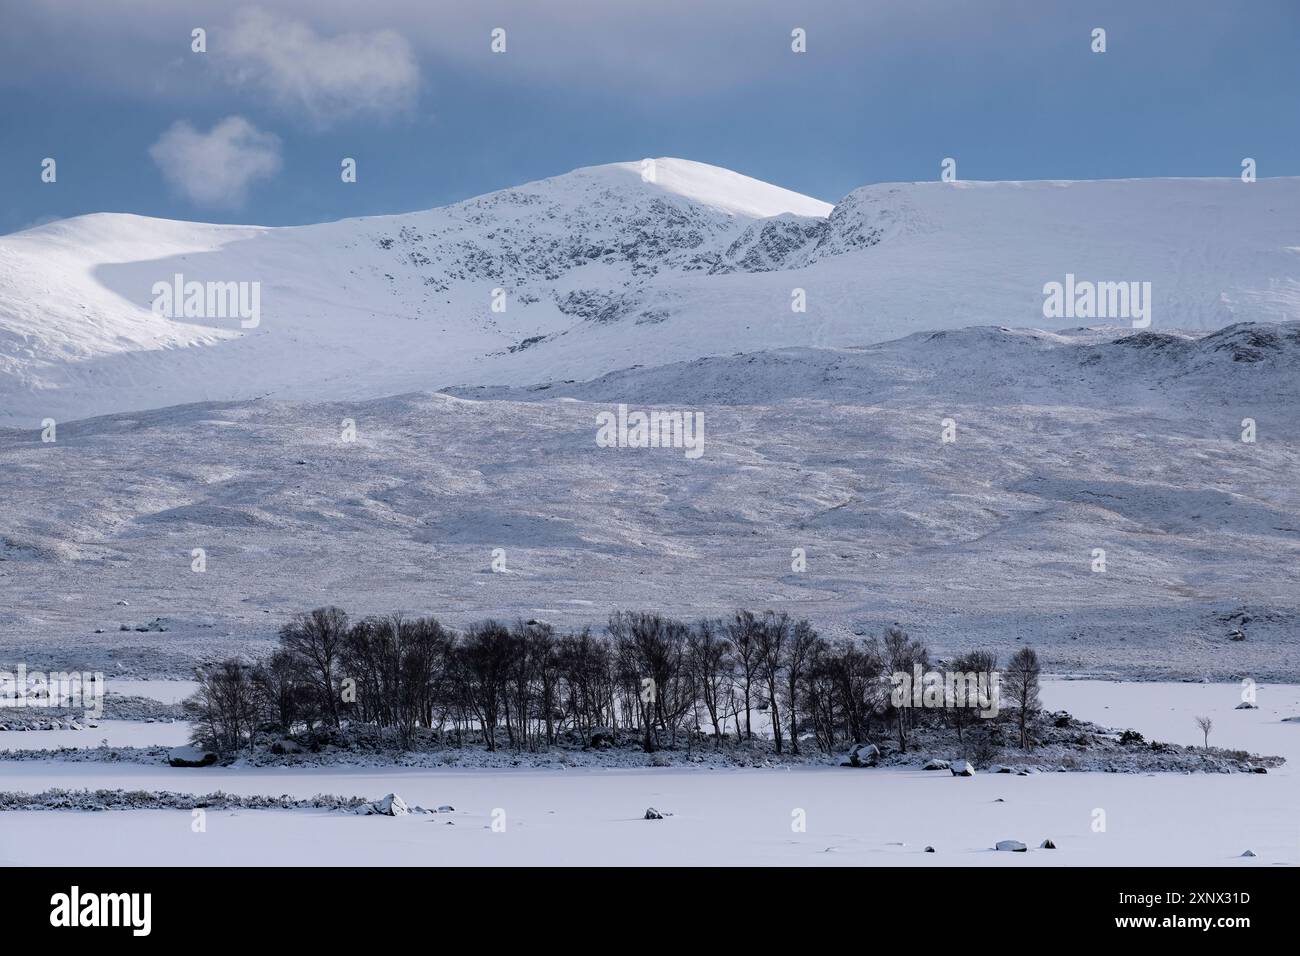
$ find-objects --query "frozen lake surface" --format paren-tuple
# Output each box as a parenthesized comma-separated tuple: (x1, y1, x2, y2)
(0, 680, 1296, 866)
(0, 719, 190, 752)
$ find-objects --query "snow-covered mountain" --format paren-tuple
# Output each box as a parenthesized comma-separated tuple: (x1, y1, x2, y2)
(2, 158, 1299, 423)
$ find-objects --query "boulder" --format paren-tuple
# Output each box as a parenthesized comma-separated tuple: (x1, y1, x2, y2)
(1040, 839, 1056, 849)
(844, 743, 881, 768)
(1241, 849, 1256, 857)
(995, 840, 1027, 852)
(436, 805, 455, 813)
(924, 846, 935, 853)
(922, 759, 950, 771)
(644, 807, 664, 820)
(1234, 702, 1258, 710)
(368, 793, 409, 816)
(950, 761, 975, 777)
(167, 746, 217, 768)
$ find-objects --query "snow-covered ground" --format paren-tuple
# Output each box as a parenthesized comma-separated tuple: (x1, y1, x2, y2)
(0, 681, 1294, 866)
(106, 680, 197, 703)
(2, 327, 1297, 678)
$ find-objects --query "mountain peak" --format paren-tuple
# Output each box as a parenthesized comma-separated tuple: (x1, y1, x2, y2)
(549, 158, 834, 220)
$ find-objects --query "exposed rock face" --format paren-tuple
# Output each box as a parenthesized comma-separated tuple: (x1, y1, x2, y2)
(367, 793, 409, 816)
(843, 743, 881, 767)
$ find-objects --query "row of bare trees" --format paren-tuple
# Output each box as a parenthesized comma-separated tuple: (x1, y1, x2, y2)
(188, 607, 1041, 756)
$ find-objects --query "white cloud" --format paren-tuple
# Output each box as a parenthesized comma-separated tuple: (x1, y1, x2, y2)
(148, 116, 282, 208)
(0, 1, 929, 106)
(221, 8, 419, 124)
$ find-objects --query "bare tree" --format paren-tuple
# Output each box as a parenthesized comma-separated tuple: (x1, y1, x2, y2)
(459, 621, 512, 751)
(828, 638, 886, 745)
(278, 607, 349, 728)
(610, 611, 691, 752)
(801, 637, 839, 753)
(756, 611, 790, 753)
(687, 619, 731, 747)
(252, 648, 308, 734)
(1004, 646, 1041, 750)
(187, 658, 262, 755)
(529, 623, 561, 748)
(501, 622, 538, 750)
(883, 626, 929, 753)
(404, 616, 454, 733)
(726, 610, 763, 742)
(782, 619, 818, 755)
(557, 628, 614, 744)
(1194, 714, 1213, 750)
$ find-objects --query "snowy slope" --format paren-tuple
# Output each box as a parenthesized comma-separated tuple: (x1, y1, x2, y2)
(2, 161, 1299, 423)
(450, 321, 1300, 412)
(1, 324, 1297, 680)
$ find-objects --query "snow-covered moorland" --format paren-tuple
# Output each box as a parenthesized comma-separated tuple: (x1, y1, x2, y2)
(1, 321, 1297, 679)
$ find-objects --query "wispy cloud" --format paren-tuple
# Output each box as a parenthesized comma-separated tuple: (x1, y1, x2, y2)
(148, 116, 282, 208)
(219, 7, 419, 125)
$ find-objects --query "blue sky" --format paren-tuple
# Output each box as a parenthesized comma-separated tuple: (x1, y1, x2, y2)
(2, 0, 1299, 234)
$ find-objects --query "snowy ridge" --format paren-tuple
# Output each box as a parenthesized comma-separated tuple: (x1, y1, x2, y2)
(1, 162, 1299, 423)
(450, 321, 1300, 415)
